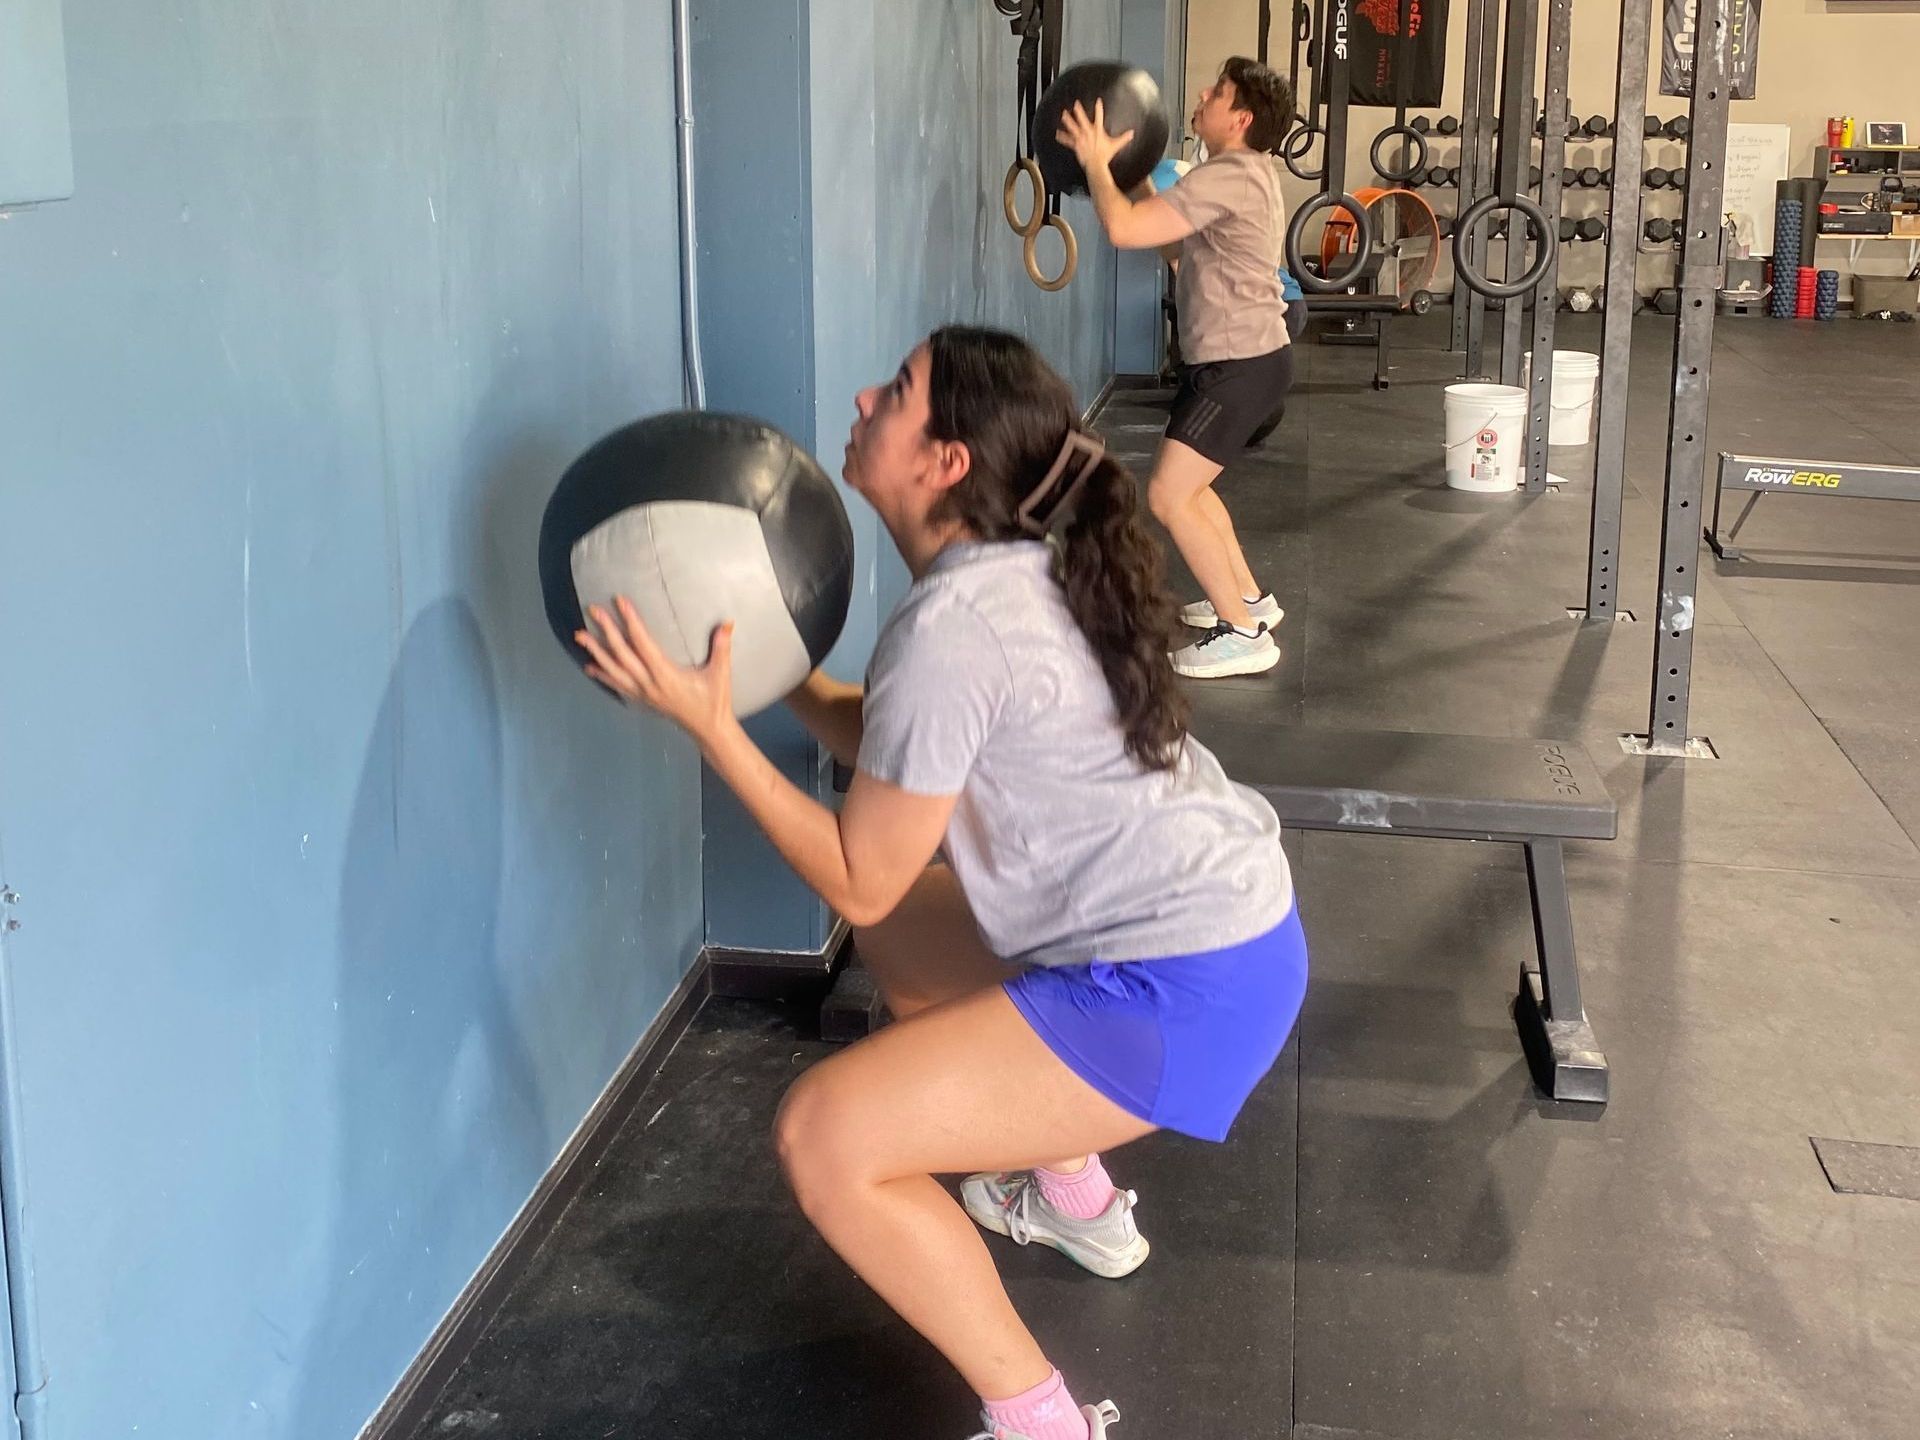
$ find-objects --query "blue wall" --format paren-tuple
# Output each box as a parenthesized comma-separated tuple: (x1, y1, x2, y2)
(700, 0, 1156, 950)
(0, 2, 1172, 1435)
(1114, 0, 1182, 375)
(819, 0, 1139, 641)
(691, 0, 839, 955)
(0, 4, 701, 1438)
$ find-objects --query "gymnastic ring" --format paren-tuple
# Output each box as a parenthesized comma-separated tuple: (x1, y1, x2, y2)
(1369, 124, 1430, 184)
(1451, 191, 1554, 300)
(1004, 157, 1046, 238)
(1282, 121, 1326, 182)
(1286, 191, 1375, 294)
(1023, 212, 1078, 291)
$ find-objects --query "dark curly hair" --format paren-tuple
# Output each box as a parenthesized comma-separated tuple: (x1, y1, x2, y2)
(1219, 56, 1295, 154)
(925, 326, 1189, 772)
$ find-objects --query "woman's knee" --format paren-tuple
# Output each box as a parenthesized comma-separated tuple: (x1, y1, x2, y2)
(772, 1064, 871, 1215)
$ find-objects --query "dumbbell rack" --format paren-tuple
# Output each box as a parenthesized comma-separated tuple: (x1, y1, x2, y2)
(1385, 111, 1695, 298)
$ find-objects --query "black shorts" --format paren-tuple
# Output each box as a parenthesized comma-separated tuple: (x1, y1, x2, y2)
(1167, 343, 1297, 464)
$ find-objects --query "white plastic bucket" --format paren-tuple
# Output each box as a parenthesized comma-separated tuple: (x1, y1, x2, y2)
(1444, 383, 1529, 492)
(1523, 348, 1601, 445)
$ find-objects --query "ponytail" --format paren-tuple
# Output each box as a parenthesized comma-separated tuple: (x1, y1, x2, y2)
(925, 325, 1190, 772)
(1055, 456, 1190, 771)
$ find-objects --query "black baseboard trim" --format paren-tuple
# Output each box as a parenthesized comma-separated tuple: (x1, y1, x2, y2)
(1082, 372, 1119, 425)
(708, 918, 852, 1004)
(356, 955, 712, 1440)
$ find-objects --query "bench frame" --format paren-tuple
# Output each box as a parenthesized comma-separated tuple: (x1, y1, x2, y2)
(1309, 294, 1397, 390)
(1278, 810, 1608, 1105)
(826, 724, 1615, 1107)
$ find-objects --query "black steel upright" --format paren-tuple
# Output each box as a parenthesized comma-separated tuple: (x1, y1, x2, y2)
(1450, 0, 1482, 352)
(1493, 0, 1539, 385)
(1585, 0, 1653, 618)
(1322, 0, 1353, 197)
(1457, 0, 1500, 373)
(1645, 0, 1733, 753)
(1522, 0, 1572, 492)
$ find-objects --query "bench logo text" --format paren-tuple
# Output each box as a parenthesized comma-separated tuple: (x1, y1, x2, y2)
(1540, 746, 1582, 797)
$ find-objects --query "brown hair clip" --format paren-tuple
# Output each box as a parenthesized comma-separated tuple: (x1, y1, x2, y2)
(1017, 430, 1106, 537)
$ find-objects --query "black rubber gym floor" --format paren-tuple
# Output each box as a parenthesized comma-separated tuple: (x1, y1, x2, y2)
(404, 314, 1920, 1439)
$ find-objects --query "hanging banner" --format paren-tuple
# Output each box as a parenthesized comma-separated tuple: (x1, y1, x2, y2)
(1660, 0, 1762, 100)
(1349, 0, 1450, 108)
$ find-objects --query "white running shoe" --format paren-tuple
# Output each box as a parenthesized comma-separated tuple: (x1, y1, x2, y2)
(970, 1399, 1123, 1439)
(1170, 621, 1281, 679)
(960, 1171, 1151, 1279)
(1179, 592, 1284, 630)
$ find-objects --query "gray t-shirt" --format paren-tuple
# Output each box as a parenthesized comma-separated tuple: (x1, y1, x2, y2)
(859, 539, 1295, 968)
(1160, 149, 1292, 363)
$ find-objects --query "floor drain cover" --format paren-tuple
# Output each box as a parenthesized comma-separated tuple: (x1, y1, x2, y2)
(1811, 1138, 1920, 1201)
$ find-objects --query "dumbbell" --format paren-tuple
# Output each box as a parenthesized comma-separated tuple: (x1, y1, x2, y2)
(1436, 115, 1460, 135)
(1644, 218, 1677, 242)
(1576, 218, 1604, 241)
(1562, 166, 1579, 187)
(1446, 165, 1462, 186)
(1644, 115, 1665, 138)
(1559, 217, 1578, 242)
(1584, 115, 1612, 138)
(1410, 115, 1431, 134)
(1580, 166, 1607, 188)
(1645, 167, 1673, 189)
(1435, 215, 1454, 238)
(1665, 116, 1691, 140)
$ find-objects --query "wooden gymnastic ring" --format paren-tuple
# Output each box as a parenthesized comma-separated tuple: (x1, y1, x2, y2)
(1004, 157, 1046, 238)
(1023, 212, 1078, 291)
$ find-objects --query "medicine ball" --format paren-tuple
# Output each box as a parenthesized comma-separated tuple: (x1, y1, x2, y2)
(539, 411, 855, 720)
(1032, 61, 1172, 198)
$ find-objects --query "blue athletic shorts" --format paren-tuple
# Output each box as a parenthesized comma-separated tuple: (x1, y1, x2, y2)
(1004, 908, 1308, 1143)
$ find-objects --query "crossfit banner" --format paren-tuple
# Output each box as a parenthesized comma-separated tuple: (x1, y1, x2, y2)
(1660, 0, 1762, 100)
(1349, 0, 1450, 108)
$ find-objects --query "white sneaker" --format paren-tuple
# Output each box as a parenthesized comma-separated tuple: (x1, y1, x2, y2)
(1170, 621, 1281, 678)
(961, 1171, 1151, 1278)
(1180, 592, 1284, 630)
(971, 1400, 1122, 1440)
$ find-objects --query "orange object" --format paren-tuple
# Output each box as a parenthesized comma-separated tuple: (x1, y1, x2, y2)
(1317, 187, 1444, 307)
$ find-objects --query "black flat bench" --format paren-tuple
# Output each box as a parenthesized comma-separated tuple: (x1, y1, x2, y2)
(1194, 720, 1617, 1105)
(1305, 292, 1403, 390)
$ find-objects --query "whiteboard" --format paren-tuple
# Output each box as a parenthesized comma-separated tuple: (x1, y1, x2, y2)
(1723, 123, 1793, 256)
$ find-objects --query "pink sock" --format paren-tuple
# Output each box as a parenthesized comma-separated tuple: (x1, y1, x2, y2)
(1035, 1156, 1117, 1221)
(983, 1368, 1089, 1440)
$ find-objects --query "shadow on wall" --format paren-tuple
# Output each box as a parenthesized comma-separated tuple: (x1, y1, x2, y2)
(291, 341, 709, 1436)
(294, 592, 547, 1434)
